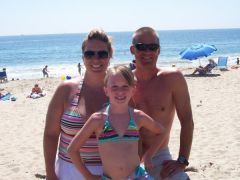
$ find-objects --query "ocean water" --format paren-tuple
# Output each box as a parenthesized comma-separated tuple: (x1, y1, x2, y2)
(0, 29, 240, 80)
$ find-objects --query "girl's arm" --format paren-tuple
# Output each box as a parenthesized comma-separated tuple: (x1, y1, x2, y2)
(136, 110, 165, 169)
(67, 113, 102, 179)
(137, 110, 164, 134)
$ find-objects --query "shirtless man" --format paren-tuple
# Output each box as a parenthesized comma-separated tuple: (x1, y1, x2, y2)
(130, 27, 194, 180)
(32, 84, 42, 94)
(29, 83, 45, 98)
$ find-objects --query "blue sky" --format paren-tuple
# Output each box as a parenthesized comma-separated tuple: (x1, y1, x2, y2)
(0, 0, 239, 36)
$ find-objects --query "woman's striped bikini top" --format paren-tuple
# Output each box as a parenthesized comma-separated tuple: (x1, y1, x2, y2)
(98, 105, 140, 144)
(58, 80, 101, 166)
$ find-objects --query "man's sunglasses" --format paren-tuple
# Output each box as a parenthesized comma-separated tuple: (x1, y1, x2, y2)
(134, 43, 160, 51)
(83, 50, 109, 59)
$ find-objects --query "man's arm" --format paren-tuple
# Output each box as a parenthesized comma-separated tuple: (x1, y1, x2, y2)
(161, 70, 194, 178)
(173, 71, 194, 160)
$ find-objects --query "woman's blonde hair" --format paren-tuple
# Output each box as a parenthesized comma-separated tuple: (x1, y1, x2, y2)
(82, 29, 113, 58)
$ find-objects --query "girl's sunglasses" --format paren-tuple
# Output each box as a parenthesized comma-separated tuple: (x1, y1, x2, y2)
(134, 43, 160, 51)
(83, 50, 109, 59)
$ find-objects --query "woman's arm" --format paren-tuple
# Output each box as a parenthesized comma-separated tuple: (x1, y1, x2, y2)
(43, 83, 72, 180)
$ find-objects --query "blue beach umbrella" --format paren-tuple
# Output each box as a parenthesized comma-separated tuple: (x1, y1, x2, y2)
(180, 44, 217, 65)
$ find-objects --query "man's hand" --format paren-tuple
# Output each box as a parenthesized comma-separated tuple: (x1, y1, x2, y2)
(160, 160, 186, 178)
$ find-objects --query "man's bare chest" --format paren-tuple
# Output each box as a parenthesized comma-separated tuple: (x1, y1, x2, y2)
(133, 83, 173, 114)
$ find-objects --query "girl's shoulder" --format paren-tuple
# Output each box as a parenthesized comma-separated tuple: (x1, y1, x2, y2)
(132, 108, 145, 116)
(131, 108, 147, 122)
(89, 111, 107, 124)
(88, 111, 107, 134)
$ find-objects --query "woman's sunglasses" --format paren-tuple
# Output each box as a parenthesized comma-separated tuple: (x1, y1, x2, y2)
(134, 43, 160, 51)
(83, 50, 109, 59)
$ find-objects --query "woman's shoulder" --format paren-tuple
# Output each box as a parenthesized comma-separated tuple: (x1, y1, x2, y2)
(60, 77, 82, 86)
(52, 78, 82, 101)
(57, 77, 82, 91)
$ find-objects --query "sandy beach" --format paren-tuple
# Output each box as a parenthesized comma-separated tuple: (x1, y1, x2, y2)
(0, 67, 240, 180)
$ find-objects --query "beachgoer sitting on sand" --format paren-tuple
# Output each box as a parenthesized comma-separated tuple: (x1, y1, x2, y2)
(192, 59, 217, 75)
(29, 84, 46, 98)
(68, 65, 164, 179)
(32, 84, 43, 94)
(231, 57, 240, 69)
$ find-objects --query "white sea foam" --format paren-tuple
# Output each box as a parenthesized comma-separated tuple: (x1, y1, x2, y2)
(5, 55, 239, 80)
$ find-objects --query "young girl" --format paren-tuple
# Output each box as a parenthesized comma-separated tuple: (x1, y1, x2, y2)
(68, 65, 164, 179)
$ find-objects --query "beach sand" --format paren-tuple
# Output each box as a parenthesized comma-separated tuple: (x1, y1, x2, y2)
(0, 67, 240, 179)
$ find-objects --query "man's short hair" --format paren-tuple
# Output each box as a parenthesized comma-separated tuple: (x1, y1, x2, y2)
(132, 27, 160, 45)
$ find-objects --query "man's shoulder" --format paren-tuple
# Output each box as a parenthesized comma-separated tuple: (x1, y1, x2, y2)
(157, 67, 183, 78)
(155, 68, 186, 88)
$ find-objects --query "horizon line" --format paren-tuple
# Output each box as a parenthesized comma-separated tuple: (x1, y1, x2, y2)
(1, 27, 240, 37)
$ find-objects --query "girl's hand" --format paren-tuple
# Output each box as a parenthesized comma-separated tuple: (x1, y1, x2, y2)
(87, 175, 102, 180)
(142, 154, 154, 171)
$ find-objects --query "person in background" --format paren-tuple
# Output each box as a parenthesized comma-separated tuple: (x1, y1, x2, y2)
(0, 68, 8, 83)
(130, 27, 194, 179)
(28, 83, 46, 98)
(32, 83, 43, 94)
(68, 65, 164, 179)
(192, 59, 217, 75)
(43, 29, 113, 180)
(42, 65, 49, 78)
(237, 57, 239, 65)
(129, 59, 136, 70)
(77, 62, 82, 75)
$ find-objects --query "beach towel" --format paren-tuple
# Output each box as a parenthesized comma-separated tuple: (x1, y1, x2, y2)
(28, 92, 46, 99)
(0, 93, 17, 101)
(0, 93, 12, 101)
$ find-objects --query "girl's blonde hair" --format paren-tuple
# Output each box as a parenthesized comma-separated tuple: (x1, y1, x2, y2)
(104, 65, 135, 86)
